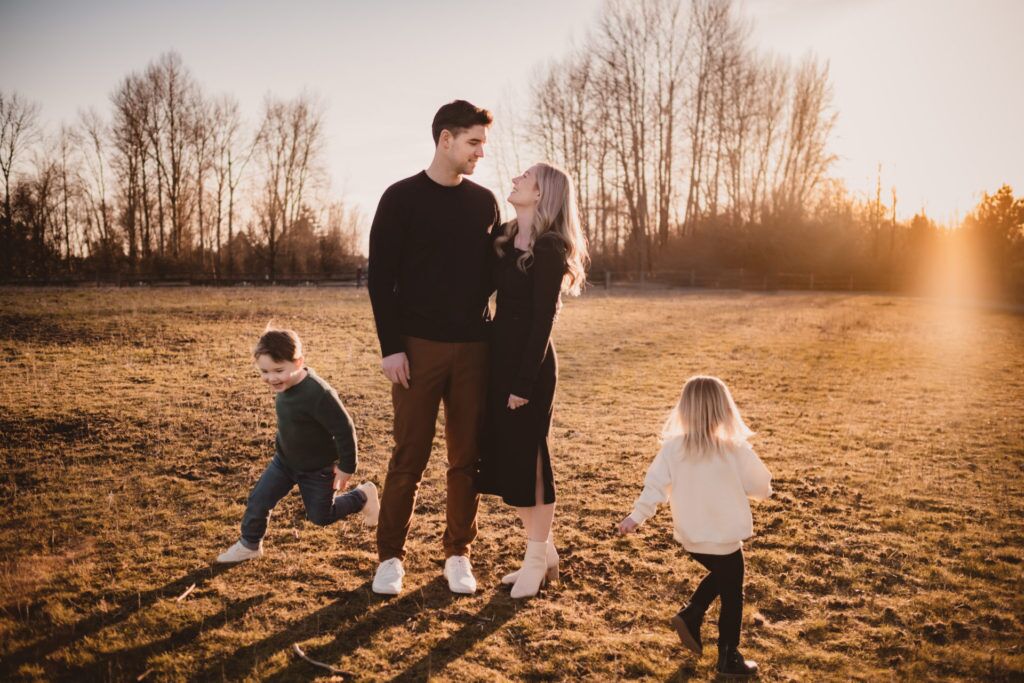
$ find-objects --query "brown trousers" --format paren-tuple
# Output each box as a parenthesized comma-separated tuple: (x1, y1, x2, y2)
(376, 336, 488, 561)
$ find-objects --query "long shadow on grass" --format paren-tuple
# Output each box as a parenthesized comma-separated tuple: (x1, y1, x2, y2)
(195, 579, 377, 681)
(55, 593, 269, 681)
(0, 562, 237, 677)
(665, 661, 700, 681)
(386, 590, 516, 682)
(264, 577, 516, 682)
(215, 576, 508, 681)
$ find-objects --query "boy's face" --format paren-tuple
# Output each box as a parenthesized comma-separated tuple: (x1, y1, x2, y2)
(255, 354, 305, 393)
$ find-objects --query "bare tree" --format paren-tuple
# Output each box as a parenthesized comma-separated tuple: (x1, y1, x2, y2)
(650, 0, 690, 245)
(144, 52, 198, 261)
(77, 107, 114, 252)
(255, 92, 326, 280)
(773, 54, 837, 219)
(1, 91, 42, 275)
(28, 143, 60, 275)
(594, 0, 653, 271)
(111, 72, 151, 269)
(210, 95, 258, 276)
(748, 55, 787, 224)
(683, 0, 729, 232)
(190, 91, 214, 270)
(56, 123, 81, 263)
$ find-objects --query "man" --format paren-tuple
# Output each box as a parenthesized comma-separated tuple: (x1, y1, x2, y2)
(367, 100, 499, 595)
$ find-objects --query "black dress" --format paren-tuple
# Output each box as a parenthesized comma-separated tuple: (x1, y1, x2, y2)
(477, 231, 568, 507)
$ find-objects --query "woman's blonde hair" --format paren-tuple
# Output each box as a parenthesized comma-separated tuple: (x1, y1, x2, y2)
(662, 376, 753, 454)
(494, 162, 589, 296)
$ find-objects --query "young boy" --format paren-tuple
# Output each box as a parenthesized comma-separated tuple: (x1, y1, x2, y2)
(216, 327, 379, 563)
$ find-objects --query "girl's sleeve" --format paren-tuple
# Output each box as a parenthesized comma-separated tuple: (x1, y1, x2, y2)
(510, 235, 567, 399)
(737, 443, 772, 500)
(628, 444, 673, 525)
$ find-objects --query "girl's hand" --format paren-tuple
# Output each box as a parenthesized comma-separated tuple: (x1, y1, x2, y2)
(333, 466, 352, 491)
(507, 394, 529, 410)
(618, 516, 639, 535)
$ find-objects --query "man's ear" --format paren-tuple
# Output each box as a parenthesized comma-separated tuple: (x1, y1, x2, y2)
(439, 129, 451, 149)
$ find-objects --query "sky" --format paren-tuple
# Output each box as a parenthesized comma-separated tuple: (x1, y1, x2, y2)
(2, 0, 1022, 229)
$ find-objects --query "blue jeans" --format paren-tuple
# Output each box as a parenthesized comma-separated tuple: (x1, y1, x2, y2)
(240, 454, 366, 548)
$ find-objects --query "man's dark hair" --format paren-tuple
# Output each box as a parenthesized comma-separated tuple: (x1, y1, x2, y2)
(431, 100, 493, 145)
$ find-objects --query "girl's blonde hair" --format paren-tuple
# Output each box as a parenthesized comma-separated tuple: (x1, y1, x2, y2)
(663, 376, 753, 454)
(494, 162, 589, 296)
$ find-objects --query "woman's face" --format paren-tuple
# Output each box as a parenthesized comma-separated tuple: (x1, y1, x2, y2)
(508, 165, 541, 208)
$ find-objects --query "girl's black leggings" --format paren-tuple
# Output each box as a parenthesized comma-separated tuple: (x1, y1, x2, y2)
(685, 549, 744, 646)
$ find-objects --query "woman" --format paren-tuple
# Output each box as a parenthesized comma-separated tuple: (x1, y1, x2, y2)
(477, 162, 588, 599)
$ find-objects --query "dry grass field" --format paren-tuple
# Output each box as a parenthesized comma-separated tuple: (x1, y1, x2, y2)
(0, 286, 1022, 682)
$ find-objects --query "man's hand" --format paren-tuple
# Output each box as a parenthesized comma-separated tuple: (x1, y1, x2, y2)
(618, 516, 640, 535)
(333, 466, 352, 492)
(382, 352, 410, 388)
(507, 394, 529, 410)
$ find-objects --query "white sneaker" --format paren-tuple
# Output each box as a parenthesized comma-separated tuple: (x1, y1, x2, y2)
(355, 482, 380, 527)
(216, 541, 263, 563)
(372, 557, 405, 595)
(443, 555, 477, 594)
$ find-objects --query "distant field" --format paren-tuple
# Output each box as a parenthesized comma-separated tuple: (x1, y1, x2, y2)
(0, 287, 1022, 682)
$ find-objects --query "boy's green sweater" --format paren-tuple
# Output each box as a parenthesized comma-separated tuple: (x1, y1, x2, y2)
(275, 367, 358, 473)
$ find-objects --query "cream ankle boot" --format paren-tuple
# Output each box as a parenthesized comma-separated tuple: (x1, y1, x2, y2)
(502, 538, 558, 585)
(510, 540, 551, 599)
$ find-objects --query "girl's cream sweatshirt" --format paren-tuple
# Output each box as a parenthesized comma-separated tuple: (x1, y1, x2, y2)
(628, 436, 773, 555)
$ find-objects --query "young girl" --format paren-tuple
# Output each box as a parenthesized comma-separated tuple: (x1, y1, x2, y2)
(216, 327, 379, 563)
(618, 376, 772, 678)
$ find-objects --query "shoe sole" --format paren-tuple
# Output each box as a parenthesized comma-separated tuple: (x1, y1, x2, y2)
(372, 584, 401, 595)
(715, 671, 758, 679)
(501, 563, 560, 585)
(359, 483, 380, 527)
(510, 575, 548, 599)
(670, 615, 703, 655)
(215, 551, 263, 563)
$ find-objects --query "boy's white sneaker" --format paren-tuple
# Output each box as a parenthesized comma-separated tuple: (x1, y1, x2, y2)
(443, 555, 477, 594)
(372, 558, 405, 595)
(216, 541, 263, 563)
(356, 482, 380, 527)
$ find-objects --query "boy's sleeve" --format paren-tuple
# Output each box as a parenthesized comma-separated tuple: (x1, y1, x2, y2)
(628, 444, 673, 525)
(314, 390, 358, 474)
(737, 443, 772, 500)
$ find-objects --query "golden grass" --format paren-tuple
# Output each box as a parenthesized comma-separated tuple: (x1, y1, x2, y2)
(0, 287, 1021, 681)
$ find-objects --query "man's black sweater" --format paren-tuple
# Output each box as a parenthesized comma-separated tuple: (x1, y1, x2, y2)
(368, 170, 500, 357)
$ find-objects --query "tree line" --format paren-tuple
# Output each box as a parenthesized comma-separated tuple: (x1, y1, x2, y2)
(0, 52, 362, 282)
(491, 0, 1023, 295)
(2, 0, 1022, 294)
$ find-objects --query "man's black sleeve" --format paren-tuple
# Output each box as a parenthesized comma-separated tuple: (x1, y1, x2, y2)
(368, 186, 405, 357)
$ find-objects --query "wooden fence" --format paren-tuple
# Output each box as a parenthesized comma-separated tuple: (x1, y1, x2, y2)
(598, 268, 904, 292)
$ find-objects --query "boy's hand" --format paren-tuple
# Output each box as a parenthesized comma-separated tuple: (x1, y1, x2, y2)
(618, 516, 639, 535)
(333, 466, 352, 491)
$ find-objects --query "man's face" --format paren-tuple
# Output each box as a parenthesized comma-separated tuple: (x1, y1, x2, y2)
(444, 124, 487, 175)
